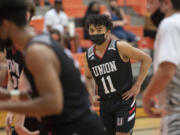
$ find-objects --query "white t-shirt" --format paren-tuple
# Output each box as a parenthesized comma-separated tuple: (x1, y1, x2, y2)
(154, 13, 180, 113)
(154, 13, 180, 72)
(43, 9, 68, 34)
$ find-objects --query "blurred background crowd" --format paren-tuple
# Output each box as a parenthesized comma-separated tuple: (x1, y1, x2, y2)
(0, 1, 170, 134)
(0, 0, 169, 106)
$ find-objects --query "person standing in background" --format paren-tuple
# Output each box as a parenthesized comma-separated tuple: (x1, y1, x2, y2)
(143, 0, 180, 135)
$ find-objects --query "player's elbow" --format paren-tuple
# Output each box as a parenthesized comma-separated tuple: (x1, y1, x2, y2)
(15, 125, 24, 135)
(53, 94, 64, 115)
(41, 97, 63, 117)
(143, 54, 152, 66)
(51, 100, 63, 115)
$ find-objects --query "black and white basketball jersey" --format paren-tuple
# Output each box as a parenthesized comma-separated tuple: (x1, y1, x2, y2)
(86, 39, 133, 98)
(23, 34, 91, 131)
(6, 48, 24, 89)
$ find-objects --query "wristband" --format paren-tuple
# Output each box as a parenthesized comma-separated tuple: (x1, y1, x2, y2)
(10, 90, 20, 101)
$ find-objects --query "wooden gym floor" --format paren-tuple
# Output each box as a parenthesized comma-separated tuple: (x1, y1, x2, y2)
(0, 109, 161, 135)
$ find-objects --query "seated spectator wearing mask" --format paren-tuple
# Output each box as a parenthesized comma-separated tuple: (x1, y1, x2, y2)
(82, 1, 100, 39)
(144, 0, 173, 39)
(104, 0, 138, 43)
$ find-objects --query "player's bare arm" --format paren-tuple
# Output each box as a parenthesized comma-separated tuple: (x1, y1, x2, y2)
(0, 70, 30, 101)
(143, 62, 177, 117)
(0, 62, 7, 84)
(5, 71, 15, 135)
(17, 71, 31, 100)
(117, 41, 152, 100)
(84, 53, 96, 103)
(13, 71, 40, 135)
(0, 44, 64, 117)
(0, 50, 8, 85)
(15, 114, 40, 135)
(0, 66, 17, 101)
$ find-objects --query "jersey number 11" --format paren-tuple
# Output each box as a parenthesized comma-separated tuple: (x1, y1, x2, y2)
(101, 75, 116, 94)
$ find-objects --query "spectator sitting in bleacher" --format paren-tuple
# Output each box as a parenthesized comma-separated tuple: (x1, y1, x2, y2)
(144, 0, 171, 39)
(144, 0, 163, 39)
(43, 0, 80, 52)
(82, 1, 100, 40)
(144, 12, 157, 39)
(104, 0, 138, 43)
(150, 0, 166, 28)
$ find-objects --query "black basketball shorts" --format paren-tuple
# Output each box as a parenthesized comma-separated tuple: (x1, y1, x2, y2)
(12, 117, 48, 135)
(48, 113, 105, 135)
(100, 97, 136, 135)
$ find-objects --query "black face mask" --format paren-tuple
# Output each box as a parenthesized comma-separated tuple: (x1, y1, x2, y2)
(0, 37, 13, 49)
(92, 10, 100, 14)
(89, 34, 106, 45)
(110, 6, 116, 11)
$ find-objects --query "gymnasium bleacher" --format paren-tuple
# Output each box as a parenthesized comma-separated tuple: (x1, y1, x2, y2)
(30, 0, 154, 50)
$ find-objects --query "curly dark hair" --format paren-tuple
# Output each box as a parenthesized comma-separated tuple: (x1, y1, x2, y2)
(171, 0, 180, 10)
(0, 0, 27, 27)
(85, 14, 113, 31)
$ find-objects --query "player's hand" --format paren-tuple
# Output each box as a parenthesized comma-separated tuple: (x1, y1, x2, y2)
(5, 112, 14, 135)
(142, 92, 161, 118)
(94, 95, 100, 101)
(16, 129, 40, 135)
(91, 95, 100, 112)
(15, 126, 40, 135)
(89, 95, 100, 105)
(0, 87, 10, 100)
(89, 95, 94, 106)
(122, 84, 141, 100)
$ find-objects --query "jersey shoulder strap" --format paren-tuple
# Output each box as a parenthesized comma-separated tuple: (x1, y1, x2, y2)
(87, 45, 95, 59)
(28, 34, 52, 47)
(108, 39, 117, 51)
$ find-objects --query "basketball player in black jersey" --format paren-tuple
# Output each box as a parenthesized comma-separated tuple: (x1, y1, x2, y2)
(0, 1, 48, 135)
(5, 48, 47, 135)
(85, 15, 152, 135)
(0, 0, 104, 135)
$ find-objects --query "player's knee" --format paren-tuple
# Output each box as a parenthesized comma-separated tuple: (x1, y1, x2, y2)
(116, 132, 130, 135)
